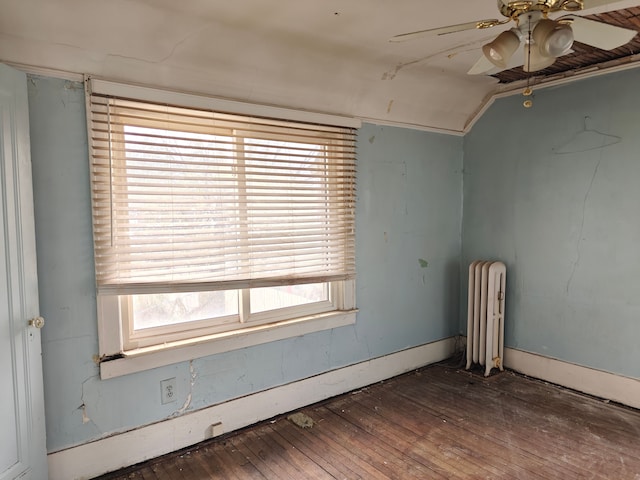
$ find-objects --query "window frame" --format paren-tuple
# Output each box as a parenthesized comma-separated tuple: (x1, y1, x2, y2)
(97, 281, 356, 379)
(87, 78, 359, 378)
(121, 282, 340, 351)
(99, 279, 354, 353)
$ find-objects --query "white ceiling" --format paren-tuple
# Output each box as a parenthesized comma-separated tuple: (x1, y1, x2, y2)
(1, 0, 639, 133)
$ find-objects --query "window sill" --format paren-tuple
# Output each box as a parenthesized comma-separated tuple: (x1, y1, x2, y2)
(99, 309, 357, 379)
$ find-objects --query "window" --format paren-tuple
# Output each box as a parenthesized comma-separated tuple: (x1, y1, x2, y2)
(87, 80, 357, 375)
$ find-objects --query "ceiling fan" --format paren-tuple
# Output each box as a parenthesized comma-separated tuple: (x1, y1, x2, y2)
(390, 0, 638, 75)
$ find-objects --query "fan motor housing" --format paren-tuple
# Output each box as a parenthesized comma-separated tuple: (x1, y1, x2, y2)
(498, 0, 584, 19)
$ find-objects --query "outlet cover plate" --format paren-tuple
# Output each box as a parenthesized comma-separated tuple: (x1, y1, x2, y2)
(160, 377, 177, 404)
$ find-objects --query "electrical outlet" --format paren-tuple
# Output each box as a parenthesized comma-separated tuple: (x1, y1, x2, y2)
(160, 377, 177, 404)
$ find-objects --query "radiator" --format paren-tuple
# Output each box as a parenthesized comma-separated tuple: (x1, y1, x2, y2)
(465, 261, 506, 377)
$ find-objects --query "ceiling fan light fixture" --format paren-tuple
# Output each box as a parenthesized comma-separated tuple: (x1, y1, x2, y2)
(532, 19, 574, 57)
(523, 43, 556, 72)
(482, 29, 520, 68)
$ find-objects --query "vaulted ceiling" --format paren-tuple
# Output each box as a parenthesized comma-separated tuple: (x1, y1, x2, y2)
(1, 0, 639, 133)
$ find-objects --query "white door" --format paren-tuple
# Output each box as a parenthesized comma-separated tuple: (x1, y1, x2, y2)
(0, 64, 48, 479)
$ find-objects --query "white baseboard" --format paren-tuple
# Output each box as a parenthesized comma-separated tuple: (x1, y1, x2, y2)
(504, 347, 640, 410)
(48, 337, 456, 480)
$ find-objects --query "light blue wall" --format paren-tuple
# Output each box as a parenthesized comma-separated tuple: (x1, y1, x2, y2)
(27, 76, 463, 452)
(463, 67, 640, 379)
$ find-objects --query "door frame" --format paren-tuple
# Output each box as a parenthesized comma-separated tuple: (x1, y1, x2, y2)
(0, 63, 48, 480)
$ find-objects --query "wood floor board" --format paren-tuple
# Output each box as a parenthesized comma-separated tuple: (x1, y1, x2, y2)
(394, 373, 612, 479)
(138, 465, 160, 480)
(489, 374, 640, 467)
(258, 424, 336, 479)
(288, 406, 398, 479)
(93, 364, 640, 480)
(208, 441, 266, 480)
(390, 384, 583, 475)
(398, 368, 640, 478)
(173, 452, 203, 479)
(229, 433, 297, 480)
(353, 384, 555, 479)
(326, 394, 497, 479)
(156, 458, 188, 480)
(341, 389, 548, 480)
(270, 415, 364, 479)
(304, 405, 434, 480)
(245, 426, 327, 479)
(494, 372, 640, 447)
(191, 453, 231, 480)
(403, 373, 636, 478)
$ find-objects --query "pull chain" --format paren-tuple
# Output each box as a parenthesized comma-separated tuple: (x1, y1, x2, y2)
(523, 14, 533, 108)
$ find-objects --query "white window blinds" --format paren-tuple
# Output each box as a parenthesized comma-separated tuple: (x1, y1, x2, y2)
(88, 91, 357, 296)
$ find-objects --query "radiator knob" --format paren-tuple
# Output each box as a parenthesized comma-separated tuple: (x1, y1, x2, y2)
(28, 316, 45, 329)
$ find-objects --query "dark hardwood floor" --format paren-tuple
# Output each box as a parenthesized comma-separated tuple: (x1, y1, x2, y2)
(94, 363, 640, 479)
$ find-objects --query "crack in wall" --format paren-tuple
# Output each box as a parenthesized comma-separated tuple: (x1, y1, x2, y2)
(173, 360, 197, 416)
(381, 37, 494, 80)
(156, 25, 211, 63)
(30, 24, 210, 66)
(78, 375, 100, 430)
(566, 154, 602, 294)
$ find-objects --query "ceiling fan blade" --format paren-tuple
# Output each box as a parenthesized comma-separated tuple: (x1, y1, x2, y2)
(389, 19, 502, 42)
(562, 15, 637, 50)
(580, 0, 625, 9)
(467, 54, 497, 75)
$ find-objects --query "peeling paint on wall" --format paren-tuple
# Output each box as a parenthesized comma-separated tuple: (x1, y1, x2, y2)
(80, 404, 91, 425)
(175, 360, 197, 416)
